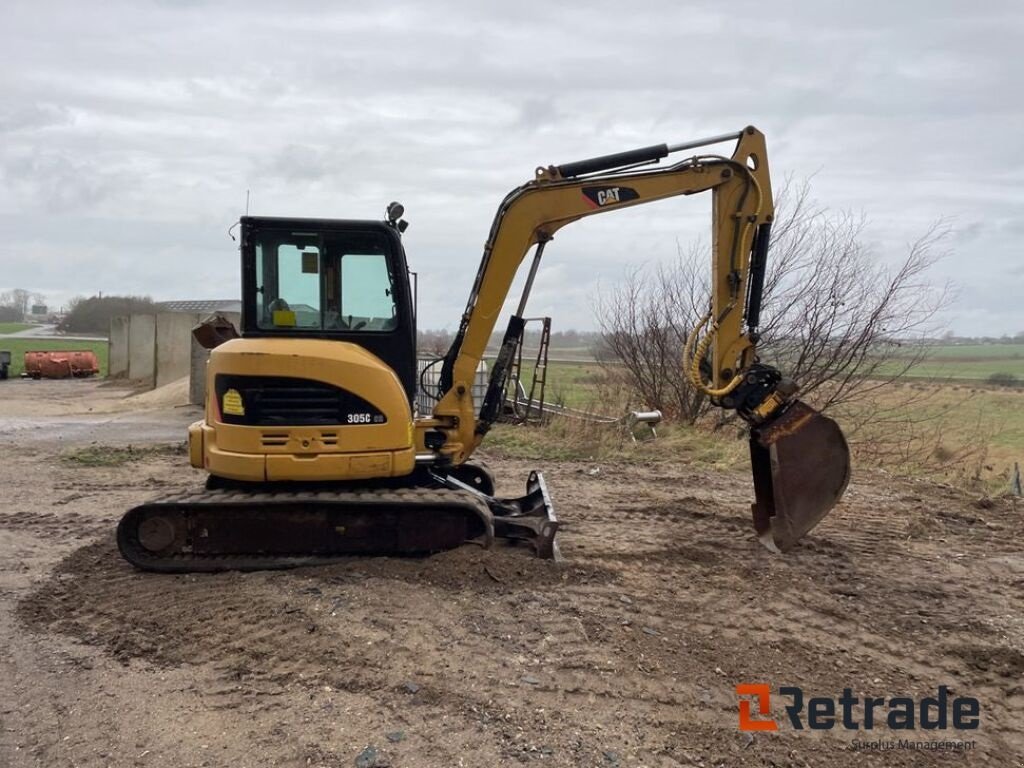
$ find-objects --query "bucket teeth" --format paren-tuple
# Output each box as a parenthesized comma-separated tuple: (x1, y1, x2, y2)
(749, 400, 851, 552)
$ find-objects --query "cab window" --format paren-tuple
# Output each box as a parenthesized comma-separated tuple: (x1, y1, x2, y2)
(339, 253, 397, 331)
(254, 231, 398, 332)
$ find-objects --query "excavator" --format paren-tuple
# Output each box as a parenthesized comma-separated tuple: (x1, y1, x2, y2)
(117, 126, 850, 572)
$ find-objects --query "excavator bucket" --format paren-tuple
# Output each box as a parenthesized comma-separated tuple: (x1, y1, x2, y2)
(749, 400, 850, 552)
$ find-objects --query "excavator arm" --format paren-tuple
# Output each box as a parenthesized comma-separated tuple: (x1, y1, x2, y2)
(432, 126, 850, 552)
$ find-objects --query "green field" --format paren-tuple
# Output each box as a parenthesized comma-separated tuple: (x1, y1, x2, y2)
(492, 351, 1024, 492)
(876, 358, 1024, 380)
(507, 342, 1024, 400)
(883, 343, 1024, 381)
(917, 343, 1024, 359)
(845, 382, 1024, 486)
(0, 339, 109, 378)
(0, 322, 34, 335)
(502, 359, 607, 410)
(512, 342, 1024, 386)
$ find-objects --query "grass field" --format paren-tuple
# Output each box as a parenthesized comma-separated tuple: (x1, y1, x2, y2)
(876, 358, 1024, 380)
(0, 322, 34, 335)
(0, 339, 109, 378)
(840, 382, 1024, 488)
(517, 344, 1024, 392)
(493, 353, 1024, 493)
(916, 342, 1024, 359)
(527, 361, 606, 409)
(883, 342, 1024, 381)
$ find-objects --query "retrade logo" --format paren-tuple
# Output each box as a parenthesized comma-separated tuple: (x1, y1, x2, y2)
(737, 684, 778, 731)
(736, 684, 980, 732)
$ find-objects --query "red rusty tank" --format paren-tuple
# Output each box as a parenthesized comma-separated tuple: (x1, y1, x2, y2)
(24, 350, 100, 379)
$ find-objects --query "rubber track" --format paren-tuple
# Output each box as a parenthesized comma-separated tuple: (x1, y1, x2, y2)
(117, 486, 494, 573)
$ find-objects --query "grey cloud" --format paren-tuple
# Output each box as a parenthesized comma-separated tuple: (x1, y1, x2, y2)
(0, 0, 1022, 336)
(258, 144, 336, 183)
(0, 103, 73, 134)
(0, 150, 120, 212)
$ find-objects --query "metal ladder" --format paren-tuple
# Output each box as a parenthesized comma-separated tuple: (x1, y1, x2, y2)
(507, 317, 552, 423)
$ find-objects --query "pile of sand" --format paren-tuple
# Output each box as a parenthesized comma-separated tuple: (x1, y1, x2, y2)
(123, 376, 190, 408)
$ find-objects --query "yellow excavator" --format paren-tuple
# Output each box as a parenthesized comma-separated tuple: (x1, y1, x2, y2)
(117, 126, 850, 571)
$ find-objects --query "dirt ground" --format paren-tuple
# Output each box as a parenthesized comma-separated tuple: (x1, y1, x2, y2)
(1, 379, 1022, 767)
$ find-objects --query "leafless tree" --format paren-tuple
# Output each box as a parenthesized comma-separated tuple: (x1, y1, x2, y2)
(0, 288, 32, 321)
(417, 328, 453, 357)
(757, 181, 951, 411)
(58, 295, 155, 334)
(595, 258, 709, 422)
(596, 178, 951, 425)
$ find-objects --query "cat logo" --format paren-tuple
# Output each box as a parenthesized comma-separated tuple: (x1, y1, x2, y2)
(582, 185, 639, 209)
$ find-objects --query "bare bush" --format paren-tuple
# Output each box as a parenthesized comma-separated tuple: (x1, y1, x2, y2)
(0, 304, 22, 323)
(755, 181, 951, 412)
(834, 385, 992, 478)
(417, 328, 453, 357)
(986, 372, 1022, 389)
(596, 178, 951, 427)
(595, 259, 709, 422)
(0, 288, 33, 322)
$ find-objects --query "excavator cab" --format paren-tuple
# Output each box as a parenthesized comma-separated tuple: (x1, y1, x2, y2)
(239, 216, 418, 403)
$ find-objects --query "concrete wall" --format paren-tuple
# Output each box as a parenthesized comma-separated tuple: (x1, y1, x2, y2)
(127, 313, 156, 381)
(111, 310, 241, 395)
(156, 312, 202, 388)
(190, 336, 208, 406)
(189, 312, 241, 405)
(109, 316, 129, 378)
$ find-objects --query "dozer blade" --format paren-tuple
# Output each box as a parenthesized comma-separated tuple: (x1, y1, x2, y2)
(749, 400, 850, 552)
(433, 470, 562, 562)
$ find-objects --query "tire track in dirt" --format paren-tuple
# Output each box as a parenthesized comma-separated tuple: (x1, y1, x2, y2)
(550, 465, 1024, 760)
(9, 448, 1024, 765)
(19, 538, 688, 764)
(0, 510, 110, 538)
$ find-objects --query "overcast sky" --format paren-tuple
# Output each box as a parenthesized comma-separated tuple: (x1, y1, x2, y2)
(1, 0, 1021, 336)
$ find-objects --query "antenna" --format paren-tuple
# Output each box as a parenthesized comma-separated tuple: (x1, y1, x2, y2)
(245, 189, 251, 216)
